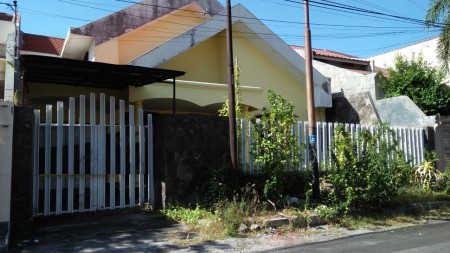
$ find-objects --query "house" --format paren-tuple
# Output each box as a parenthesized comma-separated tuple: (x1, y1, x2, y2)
(34, 0, 331, 120)
(4, 0, 332, 121)
(291, 45, 435, 127)
(368, 36, 450, 84)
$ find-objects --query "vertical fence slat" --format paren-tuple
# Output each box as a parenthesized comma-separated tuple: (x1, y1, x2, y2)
(90, 93, 97, 211)
(241, 118, 246, 172)
(33, 110, 40, 216)
(98, 93, 106, 210)
(321, 122, 326, 170)
(414, 128, 419, 165)
(68, 97, 75, 214)
(249, 121, 254, 173)
(119, 100, 126, 208)
(56, 102, 64, 215)
(297, 121, 305, 171)
(316, 122, 322, 168)
(79, 95, 86, 212)
(44, 105, 52, 216)
(129, 105, 136, 207)
(109, 97, 116, 210)
(138, 109, 145, 206)
(326, 123, 332, 170)
(304, 121, 309, 171)
(147, 114, 155, 208)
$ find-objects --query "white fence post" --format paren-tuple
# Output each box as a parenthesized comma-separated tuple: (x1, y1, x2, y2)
(68, 98, 75, 214)
(44, 105, 52, 216)
(109, 96, 116, 210)
(79, 95, 86, 212)
(147, 114, 155, 208)
(138, 109, 145, 206)
(129, 105, 136, 207)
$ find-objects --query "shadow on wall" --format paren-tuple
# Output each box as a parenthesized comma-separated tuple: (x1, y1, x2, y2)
(325, 94, 360, 124)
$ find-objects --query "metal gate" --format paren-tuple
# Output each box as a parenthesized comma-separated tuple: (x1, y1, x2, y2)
(32, 93, 154, 216)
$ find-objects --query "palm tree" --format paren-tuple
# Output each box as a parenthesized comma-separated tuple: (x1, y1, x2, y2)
(426, 0, 450, 73)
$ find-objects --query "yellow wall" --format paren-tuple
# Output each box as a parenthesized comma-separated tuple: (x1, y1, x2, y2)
(131, 30, 312, 120)
(95, 39, 119, 64)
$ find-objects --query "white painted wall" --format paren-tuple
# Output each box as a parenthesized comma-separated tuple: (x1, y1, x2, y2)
(312, 60, 378, 99)
(368, 37, 450, 84)
(292, 48, 378, 100)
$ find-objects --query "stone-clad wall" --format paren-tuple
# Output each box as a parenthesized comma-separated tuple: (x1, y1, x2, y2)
(10, 107, 34, 239)
(153, 114, 230, 209)
(326, 92, 378, 125)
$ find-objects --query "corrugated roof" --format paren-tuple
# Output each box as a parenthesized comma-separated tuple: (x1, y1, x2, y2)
(291, 45, 369, 62)
(22, 33, 65, 56)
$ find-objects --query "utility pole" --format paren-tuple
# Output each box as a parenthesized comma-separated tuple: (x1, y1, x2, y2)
(226, 0, 238, 171)
(304, 0, 320, 199)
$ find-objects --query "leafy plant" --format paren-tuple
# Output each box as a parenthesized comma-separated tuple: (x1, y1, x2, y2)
(162, 204, 211, 225)
(314, 204, 339, 223)
(251, 90, 303, 206)
(379, 53, 450, 116)
(415, 151, 441, 193)
(219, 57, 243, 118)
(327, 123, 413, 212)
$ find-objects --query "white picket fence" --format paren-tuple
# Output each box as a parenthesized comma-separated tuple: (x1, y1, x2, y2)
(32, 93, 154, 217)
(239, 119, 425, 173)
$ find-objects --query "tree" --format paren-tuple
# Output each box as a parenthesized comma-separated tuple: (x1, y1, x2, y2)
(380, 54, 450, 116)
(426, 0, 450, 72)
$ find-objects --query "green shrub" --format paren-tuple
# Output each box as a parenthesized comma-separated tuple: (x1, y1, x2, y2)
(251, 90, 304, 205)
(327, 123, 413, 212)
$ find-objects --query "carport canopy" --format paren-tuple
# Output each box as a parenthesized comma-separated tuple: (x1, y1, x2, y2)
(20, 55, 185, 89)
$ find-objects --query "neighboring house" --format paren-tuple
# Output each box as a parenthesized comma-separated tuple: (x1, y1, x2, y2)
(292, 46, 380, 125)
(291, 45, 435, 127)
(368, 36, 450, 84)
(0, 12, 16, 101)
(55, 0, 332, 120)
(21, 33, 65, 57)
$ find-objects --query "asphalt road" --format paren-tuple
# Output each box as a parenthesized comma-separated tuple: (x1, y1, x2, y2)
(269, 221, 450, 253)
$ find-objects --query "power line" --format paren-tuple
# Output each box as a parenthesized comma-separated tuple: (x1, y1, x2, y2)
(18, 0, 439, 57)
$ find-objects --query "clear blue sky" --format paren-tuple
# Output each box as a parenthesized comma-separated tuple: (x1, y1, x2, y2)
(1, 0, 440, 58)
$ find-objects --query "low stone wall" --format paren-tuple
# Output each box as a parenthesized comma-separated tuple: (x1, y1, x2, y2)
(153, 114, 230, 209)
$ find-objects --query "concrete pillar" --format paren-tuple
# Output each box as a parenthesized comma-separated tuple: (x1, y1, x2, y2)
(0, 101, 14, 252)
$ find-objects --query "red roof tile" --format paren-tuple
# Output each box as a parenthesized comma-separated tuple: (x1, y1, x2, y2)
(22, 33, 65, 56)
(0, 12, 13, 22)
(290, 45, 369, 62)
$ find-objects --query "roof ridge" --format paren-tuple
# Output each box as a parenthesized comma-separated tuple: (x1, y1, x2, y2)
(290, 45, 367, 62)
